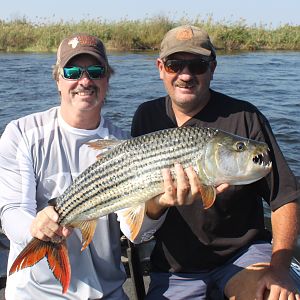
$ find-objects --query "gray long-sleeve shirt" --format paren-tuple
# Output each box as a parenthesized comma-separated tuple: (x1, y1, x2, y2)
(0, 106, 130, 300)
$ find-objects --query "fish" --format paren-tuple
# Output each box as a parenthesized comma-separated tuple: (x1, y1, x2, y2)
(9, 126, 272, 293)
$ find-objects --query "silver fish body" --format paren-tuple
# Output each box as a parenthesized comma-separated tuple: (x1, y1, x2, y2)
(56, 126, 272, 226)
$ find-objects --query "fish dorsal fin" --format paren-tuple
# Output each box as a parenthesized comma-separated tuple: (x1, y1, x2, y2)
(199, 185, 216, 209)
(86, 139, 122, 151)
(86, 139, 123, 160)
(71, 219, 98, 251)
(118, 204, 145, 240)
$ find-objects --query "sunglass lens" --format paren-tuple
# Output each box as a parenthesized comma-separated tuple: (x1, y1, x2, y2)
(190, 61, 209, 74)
(164, 61, 182, 73)
(164, 59, 210, 75)
(87, 65, 106, 79)
(63, 67, 82, 79)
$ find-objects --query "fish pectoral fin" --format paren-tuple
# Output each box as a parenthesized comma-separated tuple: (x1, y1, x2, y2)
(118, 204, 145, 240)
(71, 219, 98, 251)
(199, 185, 216, 209)
(9, 237, 71, 294)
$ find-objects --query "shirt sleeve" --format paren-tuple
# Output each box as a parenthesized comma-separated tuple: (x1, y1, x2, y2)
(255, 114, 300, 210)
(117, 207, 168, 243)
(0, 122, 36, 246)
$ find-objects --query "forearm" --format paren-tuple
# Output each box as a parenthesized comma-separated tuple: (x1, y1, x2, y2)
(0, 123, 37, 246)
(1, 207, 34, 246)
(270, 201, 299, 269)
(145, 197, 168, 219)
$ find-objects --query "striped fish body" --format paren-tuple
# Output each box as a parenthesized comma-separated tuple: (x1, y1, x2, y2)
(9, 126, 272, 293)
(56, 126, 217, 226)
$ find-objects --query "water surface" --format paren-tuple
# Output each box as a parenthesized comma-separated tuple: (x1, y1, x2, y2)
(1, 51, 299, 179)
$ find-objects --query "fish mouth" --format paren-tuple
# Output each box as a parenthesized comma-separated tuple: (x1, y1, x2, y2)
(252, 151, 272, 169)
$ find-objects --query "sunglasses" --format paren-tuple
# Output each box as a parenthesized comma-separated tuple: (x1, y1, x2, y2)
(163, 58, 213, 75)
(60, 65, 106, 80)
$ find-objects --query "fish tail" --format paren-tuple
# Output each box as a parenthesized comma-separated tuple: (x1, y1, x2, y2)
(9, 237, 71, 294)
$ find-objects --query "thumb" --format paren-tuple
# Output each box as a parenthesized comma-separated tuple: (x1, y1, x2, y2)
(44, 206, 59, 222)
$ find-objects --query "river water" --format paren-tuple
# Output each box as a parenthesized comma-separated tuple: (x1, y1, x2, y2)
(0, 51, 299, 180)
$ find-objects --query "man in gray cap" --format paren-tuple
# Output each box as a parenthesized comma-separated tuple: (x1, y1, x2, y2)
(130, 25, 300, 299)
(0, 33, 131, 299)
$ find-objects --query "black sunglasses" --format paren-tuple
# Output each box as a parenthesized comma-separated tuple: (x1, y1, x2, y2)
(60, 65, 106, 80)
(163, 58, 213, 75)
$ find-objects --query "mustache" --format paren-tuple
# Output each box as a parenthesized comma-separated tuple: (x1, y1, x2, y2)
(175, 79, 198, 88)
(71, 86, 97, 94)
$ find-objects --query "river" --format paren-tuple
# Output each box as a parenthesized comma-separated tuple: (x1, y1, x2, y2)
(0, 51, 299, 179)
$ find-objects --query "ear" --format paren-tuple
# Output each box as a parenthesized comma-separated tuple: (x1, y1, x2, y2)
(210, 60, 217, 80)
(156, 58, 164, 80)
(56, 78, 61, 91)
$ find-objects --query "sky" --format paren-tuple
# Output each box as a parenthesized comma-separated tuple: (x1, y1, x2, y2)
(1, 0, 299, 28)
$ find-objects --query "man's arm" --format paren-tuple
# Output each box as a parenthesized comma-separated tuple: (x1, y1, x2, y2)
(0, 123, 36, 246)
(256, 201, 300, 299)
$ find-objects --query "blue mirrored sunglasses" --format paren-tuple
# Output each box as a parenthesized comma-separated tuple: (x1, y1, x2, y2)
(60, 65, 106, 80)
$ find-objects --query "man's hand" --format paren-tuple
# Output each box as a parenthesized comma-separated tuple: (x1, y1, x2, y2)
(255, 265, 300, 300)
(146, 163, 228, 219)
(30, 206, 72, 242)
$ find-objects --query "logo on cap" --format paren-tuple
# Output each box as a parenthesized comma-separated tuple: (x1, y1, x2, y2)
(176, 28, 193, 41)
(68, 37, 80, 49)
(67, 35, 99, 49)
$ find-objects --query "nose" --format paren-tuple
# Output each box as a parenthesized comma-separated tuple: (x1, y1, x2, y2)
(178, 64, 193, 77)
(78, 71, 93, 85)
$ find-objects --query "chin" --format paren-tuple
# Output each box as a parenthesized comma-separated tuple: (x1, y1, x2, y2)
(76, 100, 102, 110)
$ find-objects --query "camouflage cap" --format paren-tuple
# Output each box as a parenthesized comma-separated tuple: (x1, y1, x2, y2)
(159, 25, 216, 60)
(56, 33, 108, 67)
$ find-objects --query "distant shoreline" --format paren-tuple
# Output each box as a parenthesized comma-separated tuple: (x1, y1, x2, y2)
(0, 17, 299, 52)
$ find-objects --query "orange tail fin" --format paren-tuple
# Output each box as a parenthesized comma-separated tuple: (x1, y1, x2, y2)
(9, 237, 71, 293)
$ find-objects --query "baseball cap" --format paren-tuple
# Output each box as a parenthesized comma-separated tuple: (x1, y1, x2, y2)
(159, 25, 216, 60)
(56, 33, 108, 67)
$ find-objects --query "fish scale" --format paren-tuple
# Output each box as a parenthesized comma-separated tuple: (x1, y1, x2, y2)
(55, 126, 216, 225)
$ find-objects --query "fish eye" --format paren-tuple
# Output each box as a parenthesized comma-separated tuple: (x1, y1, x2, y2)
(235, 142, 246, 152)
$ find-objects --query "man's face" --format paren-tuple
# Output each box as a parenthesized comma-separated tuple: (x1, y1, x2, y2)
(57, 54, 108, 113)
(157, 52, 216, 112)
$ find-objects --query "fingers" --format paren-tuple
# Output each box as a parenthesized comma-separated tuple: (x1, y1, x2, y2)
(158, 164, 197, 207)
(185, 166, 202, 204)
(216, 183, 229, 194)
(158, 164, 228, 208)
(30, 206, 66, 241)
(157, 168, 176, 207)
(173, 164, 191, 205)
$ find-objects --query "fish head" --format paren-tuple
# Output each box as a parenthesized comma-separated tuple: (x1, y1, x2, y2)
(197, 130, 272, 186)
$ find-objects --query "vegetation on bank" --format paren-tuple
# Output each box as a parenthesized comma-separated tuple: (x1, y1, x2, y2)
(0, 16, 299, 53)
